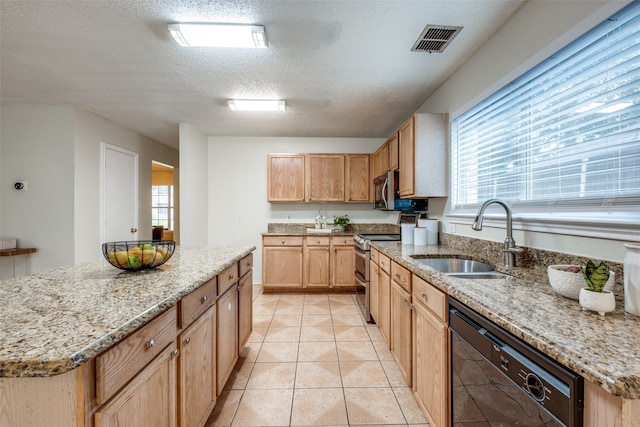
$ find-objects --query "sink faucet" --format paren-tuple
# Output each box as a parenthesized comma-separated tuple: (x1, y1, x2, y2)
(472, 198, 521, 267)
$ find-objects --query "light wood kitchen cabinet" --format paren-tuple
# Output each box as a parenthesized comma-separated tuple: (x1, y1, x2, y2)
(345, 154, 371, 202)
(398, 113, 447, 198)
(412, 274, 448, 427)
(267, 154, 305, 202)
(262, 236, 303, 289)
(304, 236, 331, 288)
(370, 249, 380, 323)
(378, 253, 391, 345)
(95, 344, 178, 427)
(388, 132, 399, 171)
(178, 306, 216, 427)
(390, 262, 412, 386)
(216, 274, 239, 395)
(372, 142, 389, 178)
(331, 235, 355, 288)
(238, 253, 253, 353)
(306, 154, 345, 202)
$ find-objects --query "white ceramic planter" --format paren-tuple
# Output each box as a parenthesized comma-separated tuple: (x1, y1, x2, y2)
(624, 244, 640, 316)
(579, 288, 616, 316)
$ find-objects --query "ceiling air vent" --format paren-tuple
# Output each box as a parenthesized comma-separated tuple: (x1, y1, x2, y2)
(411, 25, 462, 53)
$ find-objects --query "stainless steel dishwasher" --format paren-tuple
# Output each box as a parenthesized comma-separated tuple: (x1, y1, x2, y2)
(449, 297, 583, 427)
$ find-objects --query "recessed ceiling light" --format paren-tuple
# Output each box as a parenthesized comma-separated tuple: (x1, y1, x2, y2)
(227, 100, 286, 111)
(168, 23, 267, 48)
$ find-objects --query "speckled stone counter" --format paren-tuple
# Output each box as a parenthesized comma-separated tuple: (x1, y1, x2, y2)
(371, 240, 640, 399)
(266, 222, 400, 234)
(0, 245, 255, 378)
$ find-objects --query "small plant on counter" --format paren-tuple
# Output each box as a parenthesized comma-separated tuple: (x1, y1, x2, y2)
(333, 215, 350, 228)
(580, 260, 611, 292)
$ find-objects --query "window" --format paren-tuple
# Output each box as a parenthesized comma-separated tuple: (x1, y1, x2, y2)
(152, 185, 174, 230)
(451, 2, 640, 220)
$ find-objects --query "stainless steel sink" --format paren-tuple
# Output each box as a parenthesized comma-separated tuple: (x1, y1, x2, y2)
(446, 272, 514, 280)
(412, 257, 495, 273)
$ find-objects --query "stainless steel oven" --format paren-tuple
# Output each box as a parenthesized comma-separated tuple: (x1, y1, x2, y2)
(354, 233, 401, 323)
(449, 297, 583, 427)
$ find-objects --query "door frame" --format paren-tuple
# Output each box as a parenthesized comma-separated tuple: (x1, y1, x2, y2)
(100, 142, 139, 243)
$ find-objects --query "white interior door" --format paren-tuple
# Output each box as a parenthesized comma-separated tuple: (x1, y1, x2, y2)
(101, 143, 139, 242)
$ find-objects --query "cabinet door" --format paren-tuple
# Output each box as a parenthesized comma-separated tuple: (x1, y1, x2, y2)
(370, 261, 380, 323)
(304, 245, 330, 287)
(95, 345, 178, 427)
(331, 245, 355, 288)
(378, 268, 391, 345)
(346, 154, 371, 202)
(306, 154, 345, 201)
(216, 286, 238, 395)
(262, 246, 303, 288)
(388, 132, 399, 171)
(391, 281, 412, 386)
(238, 270, 253, 353)
(268, 154, 305, 202)
(413, 301, 449, 427)
(179, 307, 216, 427)
(398, 116, 415, 197)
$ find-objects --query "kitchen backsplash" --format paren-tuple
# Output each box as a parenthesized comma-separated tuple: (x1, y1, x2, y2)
(267, 223, 400, 234)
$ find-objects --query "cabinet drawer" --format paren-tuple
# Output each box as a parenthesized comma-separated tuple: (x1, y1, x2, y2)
(412, 275, 446, 321)
(391, 261, 411, 293)
(96, 305, 177, 405)
(180, 277, 217, 328)
(239, 253, 253, 277)
(305, 236, 330, 246)
(218, 263, 239, 295)
(379, 253, 391, 274)
(331, 236, 354, 246)
(370, 248, 379, 265)
(263, 236, 303, 246)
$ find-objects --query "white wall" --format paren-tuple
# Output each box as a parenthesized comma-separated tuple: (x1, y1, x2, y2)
(0, 105, 179, 275)
(179, 123, 209, 246)
(417, 0, 634, 263)
(207, 136, 392, 281)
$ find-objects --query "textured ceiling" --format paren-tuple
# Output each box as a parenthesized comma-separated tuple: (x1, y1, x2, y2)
(0, 0, 525, 149)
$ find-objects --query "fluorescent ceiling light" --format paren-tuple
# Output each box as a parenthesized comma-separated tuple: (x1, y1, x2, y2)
(227, 100, 286, 111)
(597, 102, 633, 113)
(168, 23, 267, 48)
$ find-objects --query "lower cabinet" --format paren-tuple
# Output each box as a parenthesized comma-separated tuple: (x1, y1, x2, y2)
(95, 344, 178, 427)
(331, 236, 355, 288)
(216, 284, 239, 395)
(262, 236, 304, 289)
(378, 258, 391, 344)
(238, 267, 253, 353)
(304, 236, 331, 288)
(370, 257, 380, 323)
(178, 306, 216, 427)
(390, 280, 412, 386)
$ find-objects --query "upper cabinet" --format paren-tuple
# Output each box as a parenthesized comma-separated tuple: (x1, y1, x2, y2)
(398, 113, 447, 198)
(388, 132, 399, 171)
(372, 142, 389, 179)
(267, 153, 371, 203)
(267, 154, 305, 202)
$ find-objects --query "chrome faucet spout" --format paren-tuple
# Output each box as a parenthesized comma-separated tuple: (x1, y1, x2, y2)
(472, 198, 519, 267)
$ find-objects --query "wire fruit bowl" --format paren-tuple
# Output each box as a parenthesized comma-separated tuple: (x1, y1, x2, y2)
(102, 240, 175, 271)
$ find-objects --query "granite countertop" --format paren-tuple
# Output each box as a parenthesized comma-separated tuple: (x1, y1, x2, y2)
(0, 245, 255, 378)
(371, 241, 640, 399)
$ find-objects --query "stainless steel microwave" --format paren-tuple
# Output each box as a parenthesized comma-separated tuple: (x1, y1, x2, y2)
(373, 170, 398, 210)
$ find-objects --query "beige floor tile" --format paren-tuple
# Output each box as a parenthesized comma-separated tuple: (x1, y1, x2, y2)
(331, 304, 361, 315)
(253, 314, 273, 328)
(247, 327, 267, 343)
(252, 293, 279, 304)
(340, 361, 390, 388)
(304, 294, 330, 305)
(301, 314, 333, 327)
(205, 389, 243, 427)
(372, 341, 394, 361)
(302, 304, 331, 315)
(295, 361, 343, 388)
(331, 313, 364, 327)
(336, 341, 378, 361)
(298, 341, 338, 362)
(393, 387, 429, 424)
(264, 326, 301, 342)
(300, 326, 335, 342)
(224, 361, 254, 390)
(256, 342, 299, 362)
(253, 304, 278, 316)
(231, 388, 293, 426)
(274, 304, 305, 315)
(238, 344, 260, 363)
(270, 314, 303, 327)
(246, 362, 297, 389)
(333, 326, 371, 342)
(290, 388, 349, 426)
(365, 325, 385, 342)
(279, 294, 306, 305)
(343, 388, 406, 425)
(381, 360, 409, 387)
(328, 294, 356, 305)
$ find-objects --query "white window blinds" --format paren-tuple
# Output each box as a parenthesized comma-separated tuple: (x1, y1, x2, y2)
(451, 2, 640, 213)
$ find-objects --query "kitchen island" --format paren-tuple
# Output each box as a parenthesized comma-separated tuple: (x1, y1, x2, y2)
(371, 240, 640, 426)
(0, 245, 255, 427)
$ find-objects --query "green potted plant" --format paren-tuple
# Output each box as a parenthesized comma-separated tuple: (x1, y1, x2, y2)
(332, 215, 350, 231)
(578, 260, 615, 316)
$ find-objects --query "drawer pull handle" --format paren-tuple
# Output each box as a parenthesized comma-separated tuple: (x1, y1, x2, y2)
(201, 295, 208, 303)
(421, 291, 427, 298)
(229, 274, 234, 280)
(184, 337, 191, 345)
(146, 339, 156, 349)
(171, 348, 179, 358)
(281, 240, 285, 244)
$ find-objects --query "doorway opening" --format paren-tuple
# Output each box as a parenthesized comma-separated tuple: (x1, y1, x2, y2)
(152, 161, 175, 241)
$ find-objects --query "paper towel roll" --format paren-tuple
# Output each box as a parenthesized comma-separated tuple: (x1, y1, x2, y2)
(420, 219, 438, 245)
(413, 227, 427, 246)
(401, 223, 416, 244)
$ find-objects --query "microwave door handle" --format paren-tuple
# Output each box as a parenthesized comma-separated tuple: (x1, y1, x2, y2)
(382, 179, 388, 208)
